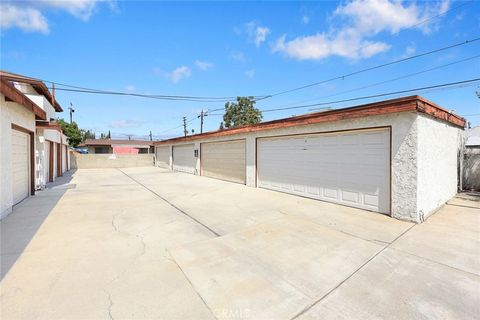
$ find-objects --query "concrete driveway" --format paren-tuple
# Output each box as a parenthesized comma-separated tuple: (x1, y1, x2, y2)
(1, 167, 479, 319)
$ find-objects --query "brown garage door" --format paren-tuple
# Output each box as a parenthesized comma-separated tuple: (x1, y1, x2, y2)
(201, 140, 246, 184)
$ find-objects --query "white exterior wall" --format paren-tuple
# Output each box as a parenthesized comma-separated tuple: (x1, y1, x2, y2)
(156, 111, 464, 222)
(35, 128, 63, 187)
(0, 94, 36, 219)
(35, 128, 46, 189)
(158, 112, 420, 221)
(416, 114, 463, 221)
(25, 94, 56, 121)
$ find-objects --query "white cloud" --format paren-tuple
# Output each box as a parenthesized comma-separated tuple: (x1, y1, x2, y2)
(0, 0, 112, 33)
(109, 119, 144, 129)
(165, 66, 191, 84)
(245, 69, 255, 78)
(0, 4, 49, 33)
(273, 31, 390, 60)
(39, 0, 102, 21)
(403, 44, 416, 58)
(230, 51, 246, 63)
(245, 21, 271, 47)
(125, 85, 136, 92)
(273, 0, 450, 61)
(195, 60, 213, 71)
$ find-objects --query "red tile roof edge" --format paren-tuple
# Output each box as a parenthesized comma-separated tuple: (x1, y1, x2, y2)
(154, 95, 465, 145)
(1, 78, 47, 120)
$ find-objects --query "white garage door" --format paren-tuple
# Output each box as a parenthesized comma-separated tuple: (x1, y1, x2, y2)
(12, 129, 30, 205)
(173, 144, 196, 174)
(201, 140, 246, 184)
(156, 146, 171, 168)
(257, 128, 390, 214)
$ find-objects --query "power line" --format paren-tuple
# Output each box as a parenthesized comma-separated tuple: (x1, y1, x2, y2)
(259, 78, 480, 113)
(46, 87, 256, 102)
(390, 1, 470, 33)
(156, 114, 200, 135)
(271, 54, 480, 110)
(182, 79, 480, 136)
(256, 37, 480, 101)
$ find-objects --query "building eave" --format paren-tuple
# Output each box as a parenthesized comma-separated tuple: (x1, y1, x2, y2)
(1, 78, 47, 120)
(154, 95, 466, 146)
(0, 71, 63, 112)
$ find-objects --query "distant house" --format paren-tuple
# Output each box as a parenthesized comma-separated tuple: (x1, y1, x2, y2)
(80, 139, 154, 154)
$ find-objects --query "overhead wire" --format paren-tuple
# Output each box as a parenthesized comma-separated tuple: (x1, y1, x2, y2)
(271, 54, 480, 110)
(259, 78, 480, 113)
(256, 37, 480, 101)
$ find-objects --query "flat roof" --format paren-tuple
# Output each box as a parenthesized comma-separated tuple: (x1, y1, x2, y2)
(154, 95, 465, 145)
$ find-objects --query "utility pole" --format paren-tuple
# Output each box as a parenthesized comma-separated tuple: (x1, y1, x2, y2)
(200, 110, 204, 134)
(149, 131, 153, 141)
(68, 102, 75, 124)
(183, 117, 187, 137)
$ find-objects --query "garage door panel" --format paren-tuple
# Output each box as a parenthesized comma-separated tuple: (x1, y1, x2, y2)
(201, 140, 246, 184)
(173, 144, 195, 174)
(156, 146, 170, 168)
(258, 129, 390, 214)
(12, 129, 30, 205)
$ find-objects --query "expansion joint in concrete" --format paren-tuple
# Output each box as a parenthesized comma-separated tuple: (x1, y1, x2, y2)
(116, 169, 220, 237)
(290, 223, 417, 320)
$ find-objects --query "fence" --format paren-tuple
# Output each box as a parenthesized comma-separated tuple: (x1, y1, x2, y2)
(71, 153, 154, 169)
(463, 147, 480, 191)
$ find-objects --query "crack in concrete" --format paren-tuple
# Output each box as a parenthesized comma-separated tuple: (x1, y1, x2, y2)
(135, 234, 146, 257)
(167, 251, 218, 320)
(103, 289, 114, 320)
(111, 213, 120, 233)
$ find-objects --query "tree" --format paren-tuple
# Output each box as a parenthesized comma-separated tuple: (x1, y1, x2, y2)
(83, 130, 96, 140)
(57, 119, 84, 147)
(100, 131, 111, 139)
(221, 96, 262, 129)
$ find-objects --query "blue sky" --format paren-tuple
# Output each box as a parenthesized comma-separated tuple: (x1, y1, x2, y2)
(1, 0, 479, 139)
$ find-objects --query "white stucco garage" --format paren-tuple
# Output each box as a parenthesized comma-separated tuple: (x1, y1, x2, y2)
(155, 96, 465, 223)
(1, 77, 46, 219)
(1, 71, 69, 219)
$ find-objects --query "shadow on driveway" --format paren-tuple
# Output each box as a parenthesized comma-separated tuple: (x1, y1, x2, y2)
(0, 170, 76, 280)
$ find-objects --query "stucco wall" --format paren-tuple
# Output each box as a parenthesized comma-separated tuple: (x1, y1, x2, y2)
(157, 111, 420, 221)
(35, 128, 68, 188)
(1, 94, 36, 219)
(416, 114, 463, 221)
(71, 153, 154, 169)
(25, 94, 56, 121)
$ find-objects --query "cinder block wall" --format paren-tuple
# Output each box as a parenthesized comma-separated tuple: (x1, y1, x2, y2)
(71, 153, 154, 169)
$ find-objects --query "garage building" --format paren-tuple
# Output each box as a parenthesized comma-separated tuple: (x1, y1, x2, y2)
(1, 77, 46, 219)
(154, 96, 465, 223)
